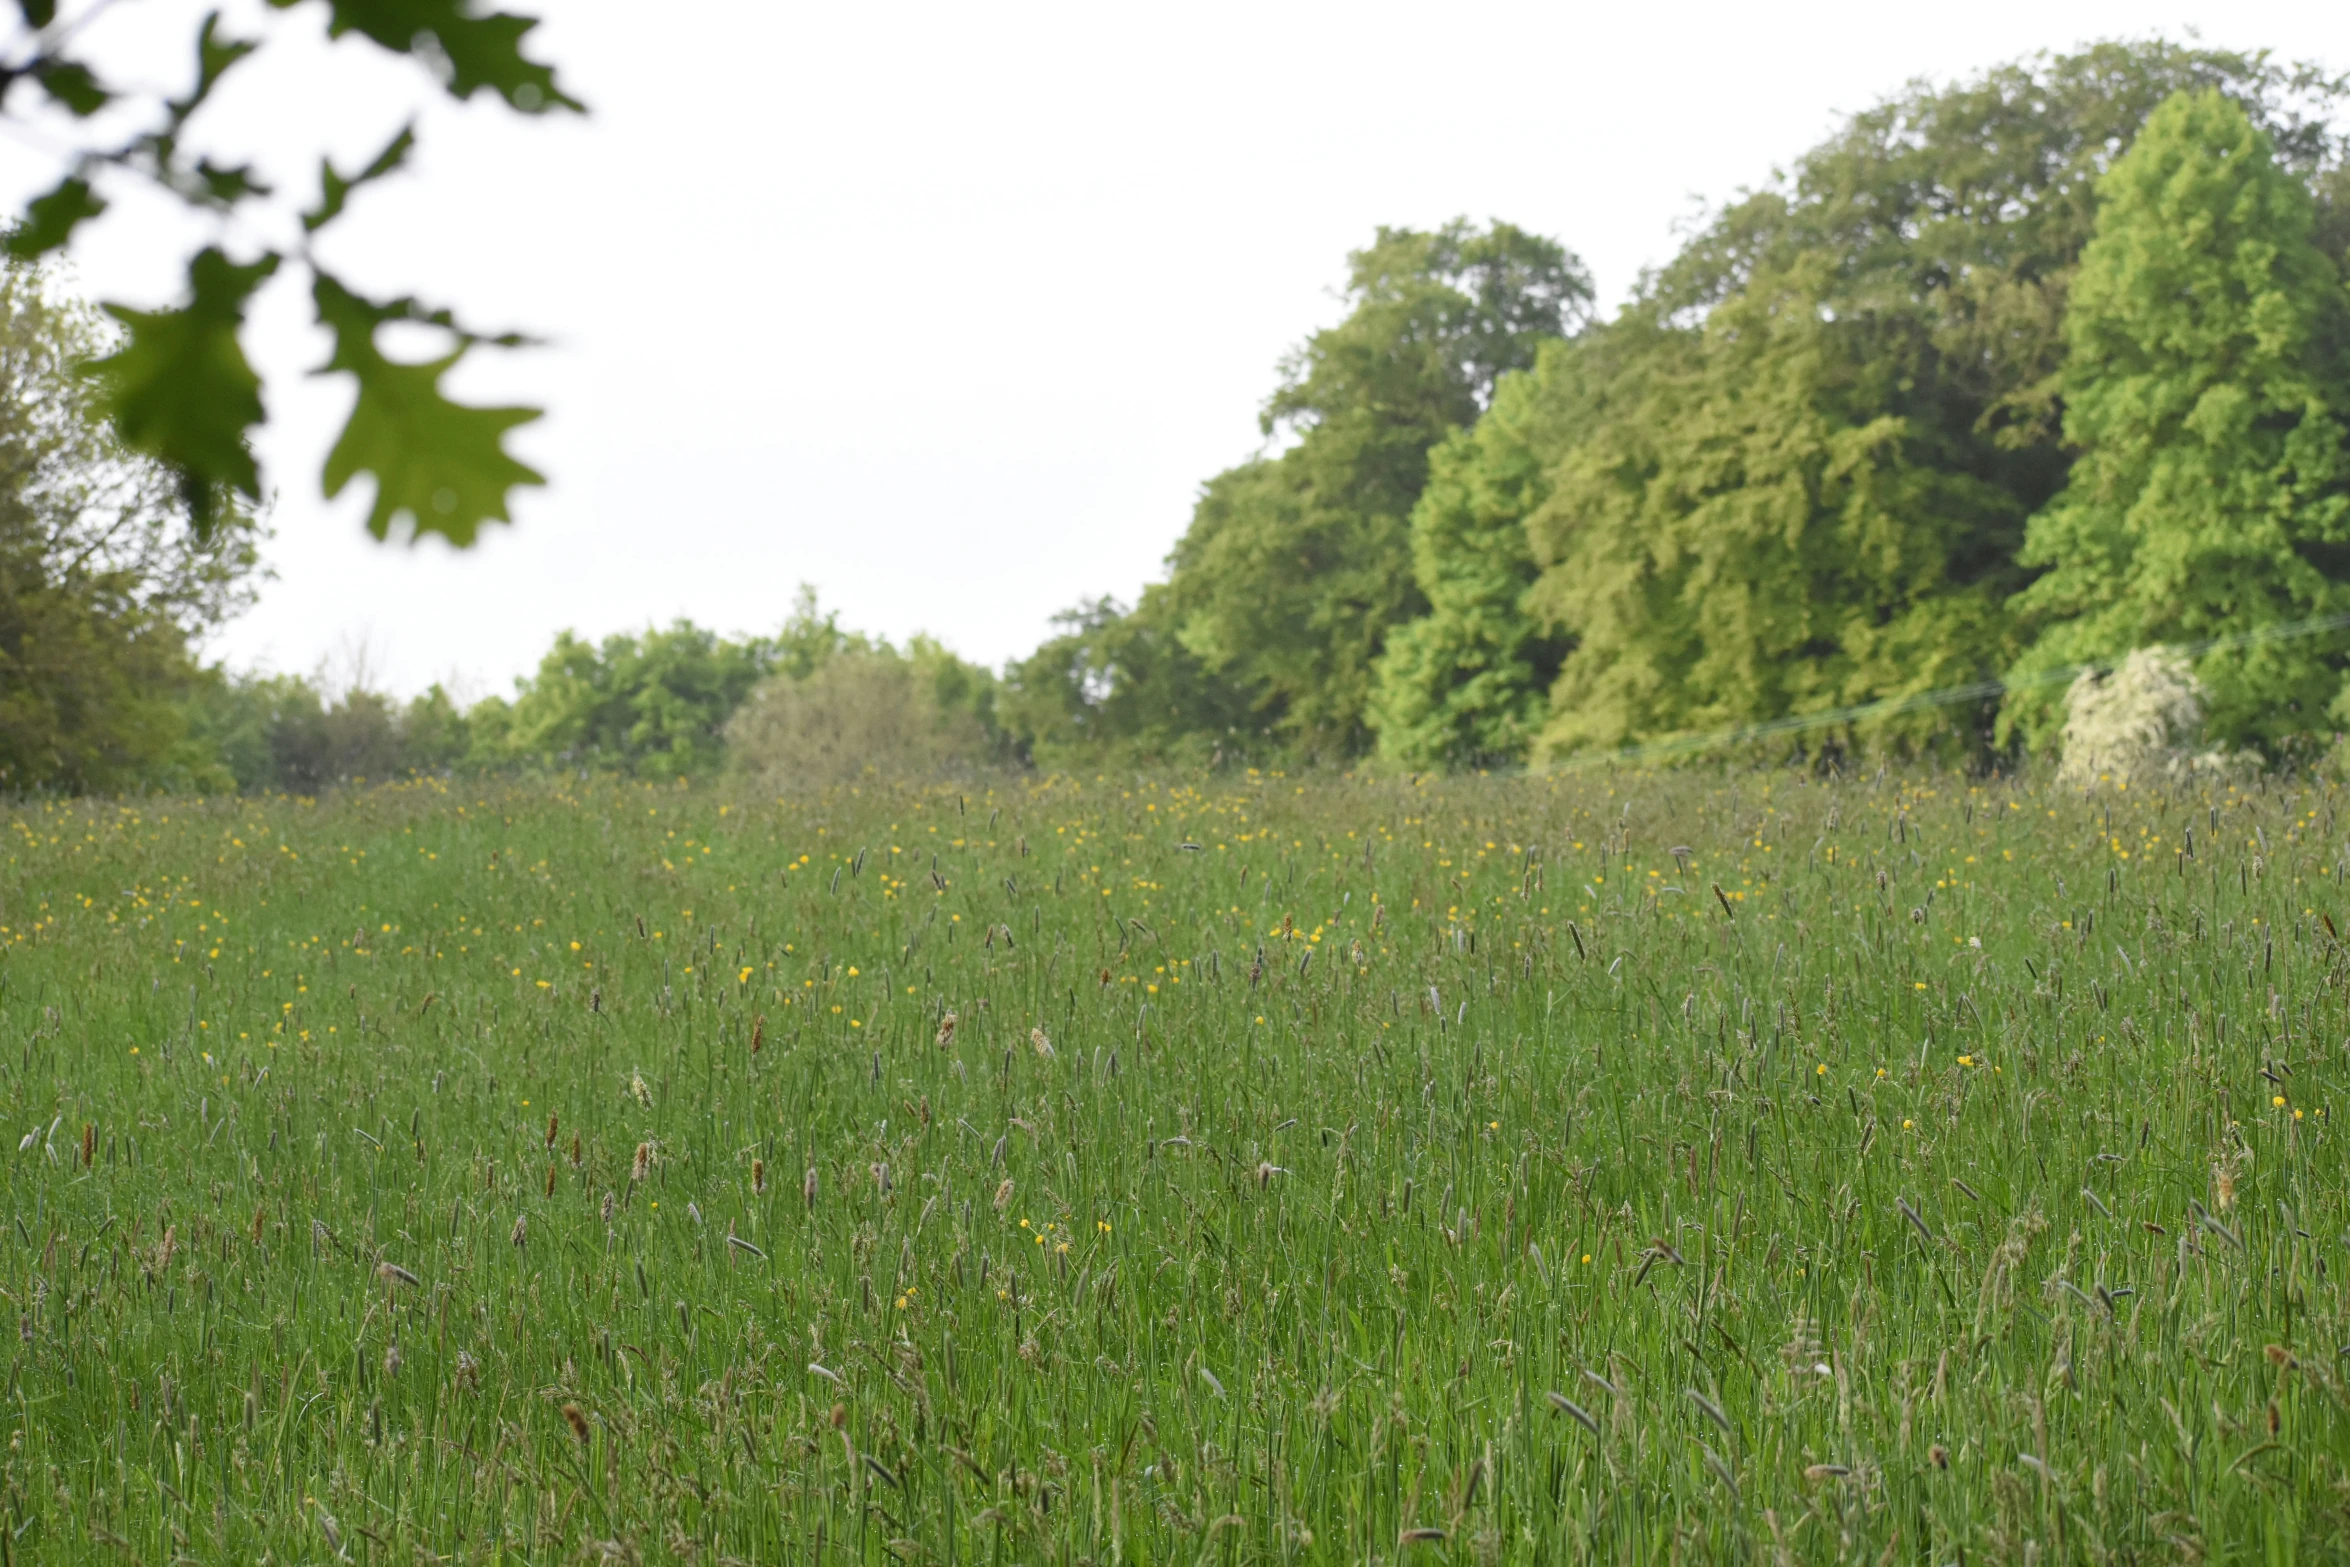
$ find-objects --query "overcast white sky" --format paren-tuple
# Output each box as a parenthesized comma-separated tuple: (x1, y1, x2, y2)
(4, 0, 2344, 697)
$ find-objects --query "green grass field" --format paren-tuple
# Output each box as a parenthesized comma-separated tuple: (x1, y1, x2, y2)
(2, 766, 2346, 1563)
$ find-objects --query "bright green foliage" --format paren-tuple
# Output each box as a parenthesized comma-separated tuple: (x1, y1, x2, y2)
(7, 768, 2350, 1556)
(5, 0, 573, 545)
(767, 583, 866, 683)
(1529, 296, 2027, 761)
(0, 261, 262, 792)
(492, 623, 795, 779)
(2002, 90, 2350, 754)
(1368, 342, 1580, 768)
(472, 591, 1003, 782)
(1516, 44, 2348, 764)
(1142, 221, 1589, 757)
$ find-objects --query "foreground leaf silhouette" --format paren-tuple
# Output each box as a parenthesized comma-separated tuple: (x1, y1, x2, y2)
(84, 248, 278, 527)
(314, 277, 544, 546)
(4, 0, 573, 543)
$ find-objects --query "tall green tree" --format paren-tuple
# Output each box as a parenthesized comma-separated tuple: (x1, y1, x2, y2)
(1367, 339, 1585, 767)
(0, 262, 262, 791)
(2001, 89, 2350, 754)
(1142, 220, 1590, 758)
(1510, 41, 2347, 763)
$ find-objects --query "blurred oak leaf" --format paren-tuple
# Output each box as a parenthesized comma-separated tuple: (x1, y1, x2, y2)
(313, 274, 544, 546)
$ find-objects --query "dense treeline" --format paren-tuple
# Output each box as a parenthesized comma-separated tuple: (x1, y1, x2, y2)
(1016, 41, 2350, 770)
(8, 38, 2350, 795)
(168, 603, 1010, 795)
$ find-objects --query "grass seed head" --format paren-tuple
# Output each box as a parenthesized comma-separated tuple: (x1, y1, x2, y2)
(804, 1166, 819, 1208)
(632, 1142, 650, 1183)
(752, 1157, 766, 1195)
(993, 1178, 1014, 1212)
(562, 1403, 591, 1445)
(544, 1112, 558, 1148)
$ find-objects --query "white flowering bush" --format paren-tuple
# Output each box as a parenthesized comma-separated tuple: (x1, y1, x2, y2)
(2056, 648, 2218, 787)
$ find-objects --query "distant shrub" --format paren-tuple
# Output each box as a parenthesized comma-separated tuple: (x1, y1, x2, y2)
(727, 650, 988, 790)
(2057, 648, 2224, 787)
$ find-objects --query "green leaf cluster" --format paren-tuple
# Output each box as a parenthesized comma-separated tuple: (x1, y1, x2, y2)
(4, 0, 575, 545)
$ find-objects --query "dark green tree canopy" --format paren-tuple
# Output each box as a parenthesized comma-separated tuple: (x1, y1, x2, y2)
(1266, 221, 1592, 438)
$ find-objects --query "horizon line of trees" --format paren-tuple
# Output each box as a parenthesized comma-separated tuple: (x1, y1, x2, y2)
(1010, 39, 2350, 773)
(9, 36, 2350, 796)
